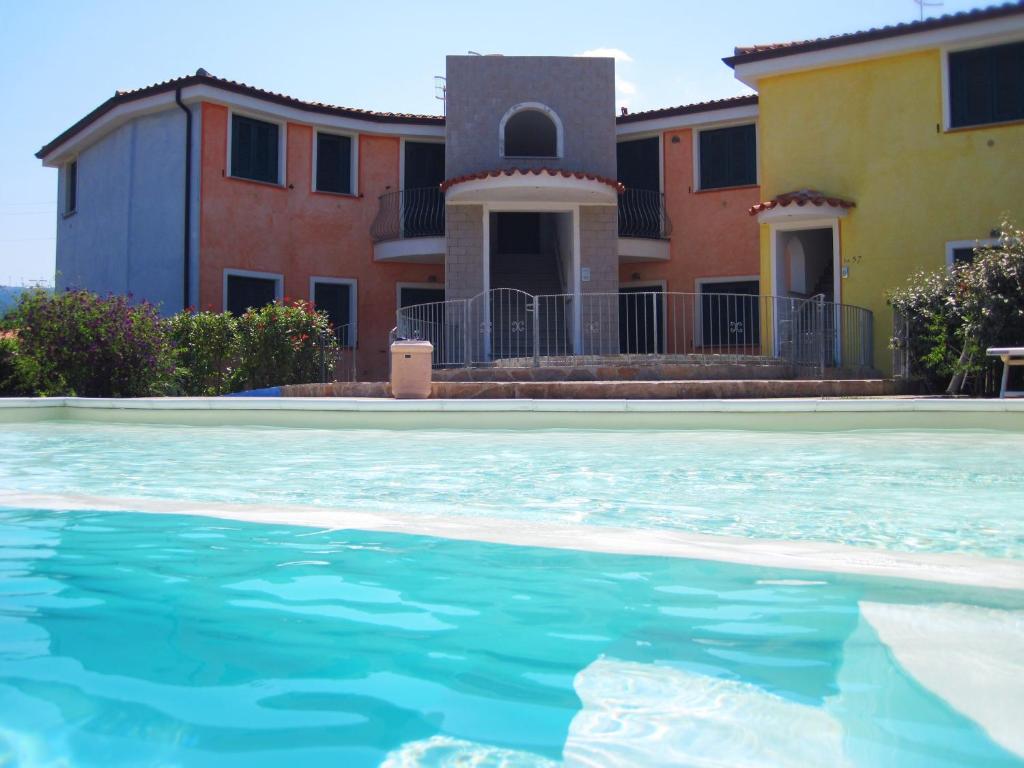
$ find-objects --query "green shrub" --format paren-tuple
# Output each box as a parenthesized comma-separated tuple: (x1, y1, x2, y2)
(169, 310, 241, 395)
(236, 300, 337, 390)
(10, 289, 174, 397)
(889, 222, 1024, 394)
(0, 335, 25, 395)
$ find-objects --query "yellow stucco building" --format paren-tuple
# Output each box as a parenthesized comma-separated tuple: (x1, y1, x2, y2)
(727, 4, 1024, 373)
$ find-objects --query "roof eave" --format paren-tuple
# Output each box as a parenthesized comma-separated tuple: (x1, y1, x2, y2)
(36, 73, 445, 165)
(726, 9, 1024, 89)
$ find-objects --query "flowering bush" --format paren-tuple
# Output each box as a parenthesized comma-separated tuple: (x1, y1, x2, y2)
(236, 300, 338, 390)
(889, 221, 1024, 395)
(168, 310, 241, 396)
(9, 289, 175, 397)
(0, 291, 341, 398)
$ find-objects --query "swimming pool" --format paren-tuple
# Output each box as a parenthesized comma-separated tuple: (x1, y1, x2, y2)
(0, 408, 1022, 765)
(1, 506, 1021, 767)
(1, 422, 1022, 559)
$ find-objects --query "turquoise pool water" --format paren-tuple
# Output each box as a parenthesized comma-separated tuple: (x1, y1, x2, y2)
(0, 423, 1022, 558)
(1, 506, 1021, 767)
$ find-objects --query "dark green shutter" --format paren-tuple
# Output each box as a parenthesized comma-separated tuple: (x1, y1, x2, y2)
(316, 133, 352, 194)
(231, 115, 279, 184)
(313, 282, 352, 343)
(700, 124, 756, 189)
(950, 41, 1024, 128)
(226, 275, 277, 316)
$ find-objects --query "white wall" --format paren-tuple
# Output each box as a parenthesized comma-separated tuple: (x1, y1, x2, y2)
(55, 107, 189, 314)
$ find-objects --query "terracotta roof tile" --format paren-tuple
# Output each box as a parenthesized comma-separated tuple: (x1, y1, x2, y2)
(37, 70, 444, 159)
(617, 94, 757, 123)
(38, 68, 763, 160)
(441, 167, 625, 193)
(725, 1, 1024, 67)
(748, 189, 855, 216)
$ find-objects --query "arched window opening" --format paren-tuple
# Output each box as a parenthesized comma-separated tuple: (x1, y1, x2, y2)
(503, 109, 558, 157)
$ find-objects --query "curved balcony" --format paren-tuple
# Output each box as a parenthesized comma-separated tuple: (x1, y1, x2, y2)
(618, 189, 671, 239)
(618, 189, 672, 262)
(371, 187, 445, 263)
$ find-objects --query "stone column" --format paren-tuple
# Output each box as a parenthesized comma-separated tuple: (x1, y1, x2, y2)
(444, 204, 486, 364)
(579, 205, 619, 355)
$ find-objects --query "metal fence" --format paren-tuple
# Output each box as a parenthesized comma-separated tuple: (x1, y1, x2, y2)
(396, 289, 874, 377)
(617, 189, 672, 240)
(370, 187, 445, 243)
(318, 323, 358, 383)
(891, 310, 911, 380)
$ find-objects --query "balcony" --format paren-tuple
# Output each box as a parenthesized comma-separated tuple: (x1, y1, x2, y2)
(371, 187, 445, 263)
(618, 188, 672, 262)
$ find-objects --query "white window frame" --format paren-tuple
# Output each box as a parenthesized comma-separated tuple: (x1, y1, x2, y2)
(226, 109, 287, 186)
(396, 281, 445, 309)
(223, 268, 284, 313)
(694, 275, 761, 349)
(63, 158, 78, 216)
(692, 120, 759, 192)
(498, 102, 564, 159)
(309, 276, 358, 345)
(946, 238, 999, 267)
(312, 128, 359, 196)
(941, 34, 1024, 132)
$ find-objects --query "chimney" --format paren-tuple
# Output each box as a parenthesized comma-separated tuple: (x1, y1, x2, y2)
(620, 106, 628, 117)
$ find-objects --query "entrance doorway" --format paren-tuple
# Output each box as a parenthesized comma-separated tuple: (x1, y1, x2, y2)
(775, 227, 835, 301)
(772, 224, 840, 366)
(618, 285, 664, 354)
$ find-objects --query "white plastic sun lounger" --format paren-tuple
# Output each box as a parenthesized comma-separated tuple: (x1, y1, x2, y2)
(987, 347, 1024, 398)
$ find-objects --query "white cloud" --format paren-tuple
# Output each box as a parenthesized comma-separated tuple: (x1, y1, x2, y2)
(577, 48, 638, 111)
(616, 77, 637, 96)
(577, 48, 633, 62)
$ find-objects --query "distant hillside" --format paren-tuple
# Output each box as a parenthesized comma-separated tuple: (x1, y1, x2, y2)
(0, 287, 23, 316)
(0, 286, 30, 317)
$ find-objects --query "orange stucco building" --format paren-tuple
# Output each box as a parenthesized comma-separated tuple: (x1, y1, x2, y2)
(38, 63, 762, 379)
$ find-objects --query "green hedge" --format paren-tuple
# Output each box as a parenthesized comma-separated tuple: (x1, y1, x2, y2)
(2, 290, 339, 398)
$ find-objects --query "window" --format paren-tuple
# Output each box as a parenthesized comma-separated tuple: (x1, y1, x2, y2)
(698, 124, 756, 190)
(398, 284, 445, 357)
(399, 285, 444, 308)
(315, 132, 353, 194)
(948, 40, 1024, 129)
(699, 279, 760, 347)
(946, 238, 1000, 267)
(503, 108, 558, 157)
(952, 247, 976, 265)
(225, 272, 281, 316)
(231, 114, 280, 184)
(616, 137, 660, 191)
(64, 160, 78, 215)
(312, 279, 356, 345)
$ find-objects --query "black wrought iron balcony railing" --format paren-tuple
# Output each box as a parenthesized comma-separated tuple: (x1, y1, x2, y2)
(617, 188, 672, 240)
(370, 187, 445, 243)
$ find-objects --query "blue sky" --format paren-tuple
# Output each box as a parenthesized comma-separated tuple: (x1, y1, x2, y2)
(0, 0, 985, 285)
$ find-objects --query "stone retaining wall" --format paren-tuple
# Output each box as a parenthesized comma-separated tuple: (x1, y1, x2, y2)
(281, 379, 903, 399)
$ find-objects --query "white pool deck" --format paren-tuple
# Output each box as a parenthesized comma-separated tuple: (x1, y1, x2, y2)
(1, 395, 1023, 430)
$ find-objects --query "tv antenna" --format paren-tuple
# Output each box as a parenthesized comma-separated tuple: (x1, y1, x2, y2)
(434, 75, 447, 116)
(913, 0, 943, 21)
